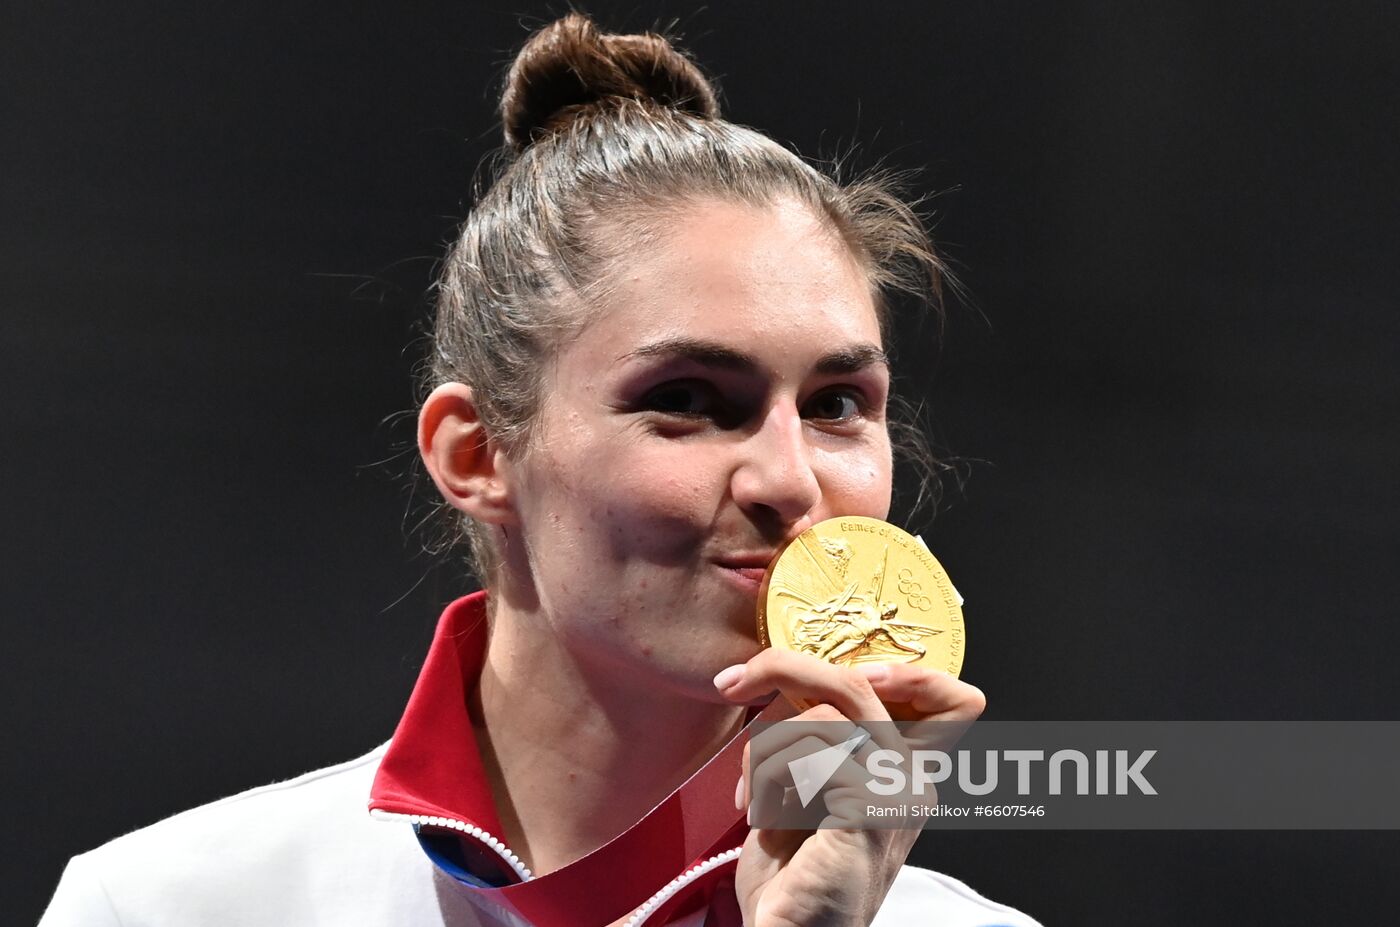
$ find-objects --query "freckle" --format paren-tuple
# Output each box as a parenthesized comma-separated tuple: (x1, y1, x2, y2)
(568, 771, 577, 782)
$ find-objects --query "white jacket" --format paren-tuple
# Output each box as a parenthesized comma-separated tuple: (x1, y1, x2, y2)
(40, 743, 1040, 927)
(40, 593, 1041, 927)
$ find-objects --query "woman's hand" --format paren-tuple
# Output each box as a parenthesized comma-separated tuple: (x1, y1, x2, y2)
(713, 649, 987, 927)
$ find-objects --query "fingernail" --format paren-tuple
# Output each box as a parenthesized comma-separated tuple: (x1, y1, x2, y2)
(856, 664, 890, 684)
(734, 775, 745, 811)
(713, 664, 746, 691)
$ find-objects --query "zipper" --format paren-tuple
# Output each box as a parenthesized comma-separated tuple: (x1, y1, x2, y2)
(369, 808, 534, 882)
(624, 846, 743, 927)
(375, 808, 740, 926)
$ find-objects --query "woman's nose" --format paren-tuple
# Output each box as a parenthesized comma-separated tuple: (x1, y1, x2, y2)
(730, 402, 821, 529)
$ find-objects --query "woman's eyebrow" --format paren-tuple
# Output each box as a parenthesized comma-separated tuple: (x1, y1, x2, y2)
(625, 337, 757, 371)
(623, 337, 889, 374)
(814, 343, 890, 375)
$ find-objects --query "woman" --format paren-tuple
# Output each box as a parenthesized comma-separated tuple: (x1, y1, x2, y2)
(40, 13, 1038, 927)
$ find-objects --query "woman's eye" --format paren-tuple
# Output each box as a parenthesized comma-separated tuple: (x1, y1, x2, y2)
(803, 389, 864, 421)
(643, 381, 718, 416)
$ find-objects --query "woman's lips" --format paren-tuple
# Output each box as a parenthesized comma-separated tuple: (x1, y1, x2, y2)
(716, 564, 767, 594)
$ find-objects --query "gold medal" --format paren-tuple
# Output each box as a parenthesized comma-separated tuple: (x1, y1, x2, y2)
(757, 516, 965, 704)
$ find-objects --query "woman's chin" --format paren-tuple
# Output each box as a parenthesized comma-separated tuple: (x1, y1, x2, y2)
(639, 631, 763, 704)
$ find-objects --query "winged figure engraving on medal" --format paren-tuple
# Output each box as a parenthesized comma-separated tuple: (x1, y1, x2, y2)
(774, 535, 943, 666)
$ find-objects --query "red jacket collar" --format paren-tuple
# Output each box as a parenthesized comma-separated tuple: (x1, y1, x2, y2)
(368, 590, 786, 926)
(369, 590, 504, 836)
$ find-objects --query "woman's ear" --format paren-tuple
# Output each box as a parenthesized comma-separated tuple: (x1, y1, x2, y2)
(418, 383, 518, 525)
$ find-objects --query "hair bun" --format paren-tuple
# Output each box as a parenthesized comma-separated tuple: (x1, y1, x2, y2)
(501, 13, 721, 154)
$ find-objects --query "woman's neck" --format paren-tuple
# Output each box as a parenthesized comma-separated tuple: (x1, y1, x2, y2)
(470, 601, 745, 876)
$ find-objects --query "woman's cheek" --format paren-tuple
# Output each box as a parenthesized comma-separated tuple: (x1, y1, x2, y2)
(819, 444, 893, 516)
(599, 458, 717, 556)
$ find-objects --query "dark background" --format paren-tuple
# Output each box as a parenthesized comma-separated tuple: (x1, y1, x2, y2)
(5, 1, 1398, 923)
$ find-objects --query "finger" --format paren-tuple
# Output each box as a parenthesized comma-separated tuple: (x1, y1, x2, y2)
(748, 732, 827, 824)
(744, 704, 906, 816)
(730, 659, 905, 758)
(745, 705, 861, 771)
(852, 663, 987, 722)
(738, 740, 750, 810)
(747, 716, 898, 821)
(747, 706, 904, 780)
(715, 648, 891, 728)
(748, 736, 873, 828)
(750, 731, 873, 801)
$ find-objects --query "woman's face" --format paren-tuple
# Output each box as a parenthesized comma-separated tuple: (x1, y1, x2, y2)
(502, 196, 893, 701)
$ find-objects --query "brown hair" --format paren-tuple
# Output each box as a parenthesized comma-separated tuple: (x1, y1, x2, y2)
(422, 12, 950, 584)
